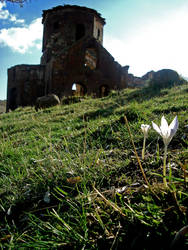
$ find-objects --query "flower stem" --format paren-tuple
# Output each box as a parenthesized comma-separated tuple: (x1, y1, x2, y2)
(163, 144, 168, 188)
(124, 116, 150, 187)
(142, 137, 146, 160)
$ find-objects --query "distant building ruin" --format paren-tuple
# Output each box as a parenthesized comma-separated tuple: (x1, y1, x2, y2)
(127, 69, 180, 88)
(6, 5, 129, 111)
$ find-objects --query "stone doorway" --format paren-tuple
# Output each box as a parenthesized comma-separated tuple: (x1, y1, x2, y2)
(72, 82, 87, 96)
(99, 85, 109, 97)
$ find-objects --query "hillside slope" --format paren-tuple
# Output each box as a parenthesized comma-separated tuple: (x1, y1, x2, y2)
(0, 84, 187, 249)
(0, 100, 6, 113)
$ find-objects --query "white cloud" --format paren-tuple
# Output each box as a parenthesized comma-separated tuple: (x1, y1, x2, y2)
(0, 18, 43, 53)
(0, 2, 24, 24)
(0, 2, 5, 9)
(0, 2, 9, 19)
(104, 6, 188, 77)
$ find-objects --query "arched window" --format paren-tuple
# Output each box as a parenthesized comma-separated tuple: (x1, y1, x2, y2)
(53, 21, 59, 31)
(75, 23, 85, 41)
(85, 48, 97, 70)
(97, 29, 100, 39)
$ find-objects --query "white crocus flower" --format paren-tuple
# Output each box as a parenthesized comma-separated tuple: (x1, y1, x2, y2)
(152, 115, 179, 187)
(141, 124, 150, 138)
(152, 116, 179, 146)
(141, 124, 151, 160)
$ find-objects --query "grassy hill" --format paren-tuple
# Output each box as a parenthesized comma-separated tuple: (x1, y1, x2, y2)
(0, 84, 187, 249)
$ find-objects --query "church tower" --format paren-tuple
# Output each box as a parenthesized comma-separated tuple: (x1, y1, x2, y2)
(41, 5, 106, 64)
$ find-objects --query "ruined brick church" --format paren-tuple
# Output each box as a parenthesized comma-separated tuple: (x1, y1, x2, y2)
(6, 5, 129, 111)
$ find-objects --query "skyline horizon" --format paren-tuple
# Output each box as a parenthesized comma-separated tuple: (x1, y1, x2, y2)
(1, 0, 188, 100)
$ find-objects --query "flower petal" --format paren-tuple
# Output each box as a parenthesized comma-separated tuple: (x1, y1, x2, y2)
(141, 124, 150, 137)
(152, 121, 161, 135)
(141, 125, 145, 134)
(141, 124, 150, 130)
(141, 124, 146, 130)
(146, 125, 151, 130)
(160, 116, 169, 136)
(169, 116, 179, 138)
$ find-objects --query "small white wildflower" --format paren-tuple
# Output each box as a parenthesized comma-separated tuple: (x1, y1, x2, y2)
(141, 124, 151, 160)
(152, 115, 179, 187)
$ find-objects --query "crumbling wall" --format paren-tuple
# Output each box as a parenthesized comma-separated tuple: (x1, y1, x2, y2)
(127, 69, 180, 88)
(44, 37, 128, 98)
(6, 65, 45, 111)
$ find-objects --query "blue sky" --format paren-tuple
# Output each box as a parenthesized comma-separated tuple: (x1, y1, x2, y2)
(0, 0, 188, 100)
